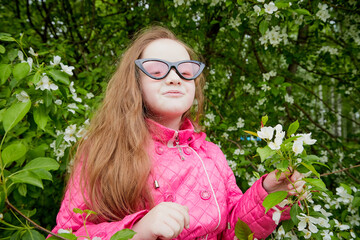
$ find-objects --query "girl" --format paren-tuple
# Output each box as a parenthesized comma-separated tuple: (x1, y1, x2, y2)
(51, 26, 304, 240)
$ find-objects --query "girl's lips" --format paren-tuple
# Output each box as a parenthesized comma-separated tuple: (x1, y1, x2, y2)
(163, 90, 184, 96)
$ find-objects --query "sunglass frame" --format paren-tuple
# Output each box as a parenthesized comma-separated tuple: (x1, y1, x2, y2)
(135, 58, 205, 80)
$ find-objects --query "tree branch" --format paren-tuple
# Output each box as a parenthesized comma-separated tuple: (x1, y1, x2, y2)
(292, 102, 337, 139)
(5, 200, 68, 240)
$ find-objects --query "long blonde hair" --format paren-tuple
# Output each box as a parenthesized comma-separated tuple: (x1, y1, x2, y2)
(71, 26, 205, 221)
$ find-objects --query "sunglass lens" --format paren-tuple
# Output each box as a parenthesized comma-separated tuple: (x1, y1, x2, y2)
(142, 61, 168, 78)
(178, 62, 200, 79)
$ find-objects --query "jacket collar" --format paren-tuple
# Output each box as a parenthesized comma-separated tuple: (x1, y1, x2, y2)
(146, 118, 205, 149)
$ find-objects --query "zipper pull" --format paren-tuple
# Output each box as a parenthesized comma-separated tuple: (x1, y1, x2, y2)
(174, 131, 185, 161)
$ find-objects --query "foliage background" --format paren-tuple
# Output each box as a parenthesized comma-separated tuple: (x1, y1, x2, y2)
(0, 0, 359, 239)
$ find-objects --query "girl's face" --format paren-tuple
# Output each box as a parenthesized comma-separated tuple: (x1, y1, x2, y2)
(139, 39, 196, 128)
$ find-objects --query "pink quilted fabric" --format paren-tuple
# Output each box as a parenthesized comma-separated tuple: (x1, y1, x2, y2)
(50, 118, 290, 239)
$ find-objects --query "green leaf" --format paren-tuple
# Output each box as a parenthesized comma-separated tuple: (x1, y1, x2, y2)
(352, 196, 360, 208)
(48, 233, 77, 240)
(3, 100, 31, 132)
(22, 230, 45, 240)
(110, 229, 136, 240)
(276, 160, 289, 172)
(310, 162, 330, 170)
(0, 190, 5, 211)
(0, 45, 5, 54)
(261, 115, 268, 126)
(0, 64, 12, 85)
(84, 209, 97, 216)
(259, 21, 268, 35)
(262, 191, 288, 213)
(303, 178, 327, 190)
(294, 8, 311, 16)
(287, 120, 299, 137)
(23, 157, 59, 171)
(33, 169, 53, 181)
(281, 219, 295, 232)
(234, 218, 253, 240)
(73, 208, 84, 214)
(1, 142, 27, 167)
(290, 204, 301, 225)
(48, 69, 70, 85)
(10, 170, 43, 189)
(282, 135, 300, 146)
(33, 105, 48, 130)
(300, 162, 320, 178)
(13, 62, 30, 80)
(29, 70, 41, 86)
(243, 130, 258, 137)
(44, 89, 52, 107)
(256, 145, 276, 162)
(0, 36, 16, 42)
(18, 184, 27, 196)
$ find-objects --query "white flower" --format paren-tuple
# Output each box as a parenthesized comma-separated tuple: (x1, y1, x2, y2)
(318, 217, 330, 228)
(316, 4, 330, 22)
(54, 99, 62, 105)
(272, 207, 281, 224)
(268, 139, 281, 150)
(72, 93, 82, 103)
(86, 92, 94, 99)
(92, 237, 102, 240)
(18, 51, 24, 61)
(50, 55, 61, 66)
(64, 124, 77, 143)
(298, 133, 317, 145)
(68, 103, 79, 114)
(261, 84, 271, 92)
(60, 62, 75, 76)
(236, 117, 245, 128)
(205, 113, 216, 122)
(292, 140, 304, 155)
(264, 2, 278, 14)
(35, 75, 58, 91)
(257, 126, 274, 140)
(16, 91, 30, 103)
(234, 149, 240, 155)
(285, 93, 294, 104)
(257, 0, 265, 2)
(297, 213, 320, 233)
(258, 164, 266, 172)
(27, 57, 33, 72)
(222, 132, 229, 139)
(254, 5, 261, 15)
(334, 219, 350, 230)
(227, 160, 237, 170)
(28, 47, 38, 57)
(347, 213, 360, 226)
(69, 81, 76, 94)
(58, 228, 71, 234)
(321, 230, 333, 240)
(303, 229, 312, 239)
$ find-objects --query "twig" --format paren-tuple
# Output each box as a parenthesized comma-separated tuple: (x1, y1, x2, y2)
(320, 164, 360, 177)
(5, 199, 68, 240)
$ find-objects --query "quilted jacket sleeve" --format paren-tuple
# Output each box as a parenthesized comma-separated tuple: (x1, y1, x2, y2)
(217, 154, 290, 239)
(49, 168, 148, 240)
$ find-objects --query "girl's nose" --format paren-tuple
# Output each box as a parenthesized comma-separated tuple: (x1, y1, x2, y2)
(165, 69, 182, 85)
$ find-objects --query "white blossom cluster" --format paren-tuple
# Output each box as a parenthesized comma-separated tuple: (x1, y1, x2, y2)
(316, 3, 331, 22)
(50, 120, 89, 161)
(259, 26, 288, 49)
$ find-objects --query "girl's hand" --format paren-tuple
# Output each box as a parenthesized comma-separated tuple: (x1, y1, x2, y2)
(263, 169, 305, 196)
(132, 202, 190, 240)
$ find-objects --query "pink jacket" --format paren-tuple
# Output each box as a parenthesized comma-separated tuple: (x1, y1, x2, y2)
(51, 118, 289, 240)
